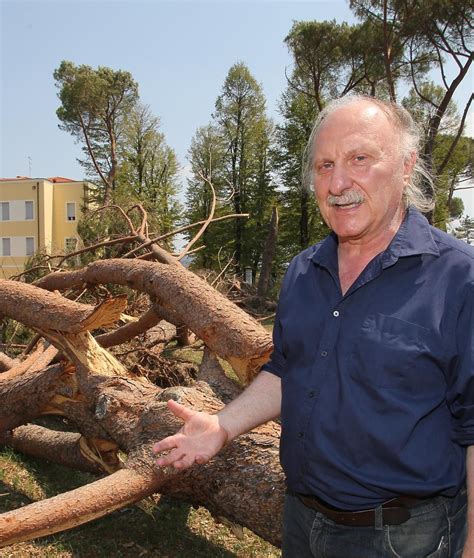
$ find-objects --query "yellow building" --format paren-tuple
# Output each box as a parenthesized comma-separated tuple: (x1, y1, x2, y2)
(0, 176, 89, 279)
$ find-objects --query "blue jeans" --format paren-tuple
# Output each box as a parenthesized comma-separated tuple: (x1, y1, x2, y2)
(282, 489, 467, 558)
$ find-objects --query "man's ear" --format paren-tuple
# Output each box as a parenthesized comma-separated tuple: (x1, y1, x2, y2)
(403, 152, 417, 185)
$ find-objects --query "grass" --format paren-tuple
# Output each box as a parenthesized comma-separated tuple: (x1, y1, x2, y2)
(0, 448, 279, 557)
(0, 330, 280, 557)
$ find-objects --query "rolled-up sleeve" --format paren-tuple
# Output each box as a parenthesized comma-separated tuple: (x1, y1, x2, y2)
(448, 282, 474, 445)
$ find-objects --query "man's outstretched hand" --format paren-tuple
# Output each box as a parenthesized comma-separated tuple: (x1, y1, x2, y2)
(152, 399, 230, 470)
(153, 372, 282, 470)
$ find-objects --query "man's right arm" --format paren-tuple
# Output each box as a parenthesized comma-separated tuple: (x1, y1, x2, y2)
(152, 370, 281, 469)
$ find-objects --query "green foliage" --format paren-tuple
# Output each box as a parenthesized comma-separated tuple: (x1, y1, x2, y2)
(272, 88, 329, 266)
(0, 318, 34, 355)
(54, 61, 139, 204)
(453, 215, 474, 245)
(351, 0, 472, 158)
(118, 103, 182, 236)
(20, 248, 56, 282)
(402, 83, 460, 137)
(213, 63, 276, 277)
(402, 83, 472, 229)
(283, 1, 472, 232)
(449, 197, 464, 220)
(432, 135, 473, 228)
(185, 125, 231, 269)
(54, 61, 138, 136)
(284, 18, 408, 105)
(185, 63, 276, 278)
(54, 62, 182, 243)
(76, 207, 134, 262)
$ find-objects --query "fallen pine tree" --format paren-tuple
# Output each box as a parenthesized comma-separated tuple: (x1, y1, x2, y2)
(0, 203, 283, 549)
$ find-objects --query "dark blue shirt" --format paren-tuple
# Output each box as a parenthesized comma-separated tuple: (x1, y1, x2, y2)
(263, 208, 474, 510)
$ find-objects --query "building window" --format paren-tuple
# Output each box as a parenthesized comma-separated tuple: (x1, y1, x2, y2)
(26, 237, 35, 256)
(25, 201, 34, 220)
(66, 202, 76, 221)
(0, 202, 10, 221)
(65, 237, 77, 253)
(1, 238, 11, 256)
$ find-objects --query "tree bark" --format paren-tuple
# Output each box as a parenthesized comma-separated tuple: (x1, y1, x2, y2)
(0, 256, 282, 549)
(0, 372, 284, 549)
(34, 259, 273, 384)
(95, 306, 162, 348)
(0, 351, 19, 372)
(0, 425, 109, 474)
(0, 281, 127, 335)
(0, 362, 65, 432)
(0, 468, 160, 547)
(257, 206, 279, 300)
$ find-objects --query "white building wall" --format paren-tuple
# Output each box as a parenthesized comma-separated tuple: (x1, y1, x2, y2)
(0, 200, 35, 221)
(0, 236, 36, 256)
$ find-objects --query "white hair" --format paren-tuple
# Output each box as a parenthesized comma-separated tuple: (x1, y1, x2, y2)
(302, 94, 435, 213)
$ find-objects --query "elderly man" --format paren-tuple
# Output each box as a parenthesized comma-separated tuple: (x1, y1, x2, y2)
(153, 95, 474, 557)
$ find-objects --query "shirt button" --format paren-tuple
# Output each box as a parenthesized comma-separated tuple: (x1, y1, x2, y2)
(333, 310, 340, 317)
(309, 391, 315, 398)
(297, 432, 304, 438)
(321, 350, 328, 357)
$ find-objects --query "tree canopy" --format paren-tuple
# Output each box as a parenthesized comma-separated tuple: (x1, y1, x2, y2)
(185, 63, 275, 280)
(54, 61, 182, 244)
(53, 1, 473, 290)
(54, 61, 139, 205)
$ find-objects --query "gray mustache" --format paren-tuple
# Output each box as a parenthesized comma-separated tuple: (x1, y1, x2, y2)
(327, 191, 364, 207)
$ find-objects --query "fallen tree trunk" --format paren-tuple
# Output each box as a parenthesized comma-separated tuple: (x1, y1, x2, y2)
(0, 255, 282, 549)
(0, 468, 161, 546)
(34, 259, 273, 384)
(0, 351, 18, 371)
(0, 425, 108, 474)
(94, 306, 162, 348)
(0, 280, 127, 334)
(0, 362, 65, 432)
(0, 376, 284, 548)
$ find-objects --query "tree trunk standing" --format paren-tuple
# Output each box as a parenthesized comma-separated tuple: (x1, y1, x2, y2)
(78, 111, 114, 205)
(381, 0, 397, 103)
(233, 186, 243, 275)
(423, 53, 473, 179)
(257, 206, 279, 300)
(436, 93, 473, 177)
(313, 71, 323, 112)
(237, 136, 248, 277)
(108, 122, 118, 202)
(232, 106, 244, 276)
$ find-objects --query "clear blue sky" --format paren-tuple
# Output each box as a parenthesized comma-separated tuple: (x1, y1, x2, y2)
(1, 0, 473, 214)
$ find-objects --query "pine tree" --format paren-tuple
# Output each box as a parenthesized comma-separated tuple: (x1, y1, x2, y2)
(185, 63, 275, 278)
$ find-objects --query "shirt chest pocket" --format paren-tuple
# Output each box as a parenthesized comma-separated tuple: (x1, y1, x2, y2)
(349, 314, 432, 390)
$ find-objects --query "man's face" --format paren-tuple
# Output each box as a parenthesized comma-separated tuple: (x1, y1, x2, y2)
(312, 102, 410, 245)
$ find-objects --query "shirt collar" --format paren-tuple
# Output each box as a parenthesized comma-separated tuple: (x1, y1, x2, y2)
(309, 207, 440, 271)
(383, 207, 439, 263)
